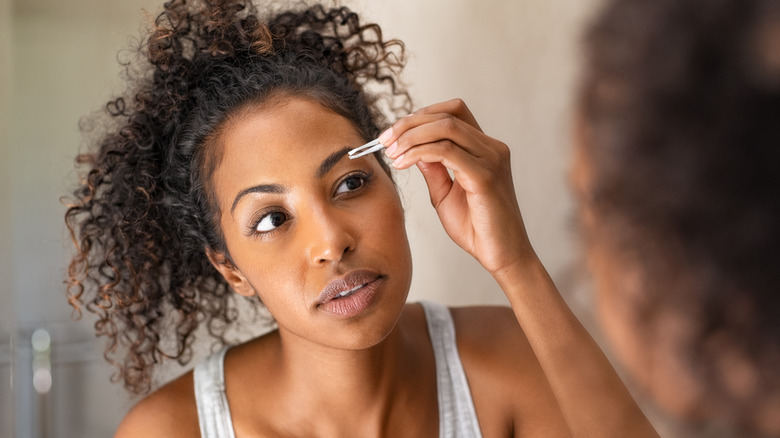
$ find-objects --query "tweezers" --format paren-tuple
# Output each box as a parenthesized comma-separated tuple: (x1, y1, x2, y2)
(348, 139, 384, 159)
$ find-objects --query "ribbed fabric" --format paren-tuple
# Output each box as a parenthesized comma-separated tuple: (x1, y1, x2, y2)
(193, 301, 482, 437)
(193, 347, 236, 438)
(421, 300, 483, 438)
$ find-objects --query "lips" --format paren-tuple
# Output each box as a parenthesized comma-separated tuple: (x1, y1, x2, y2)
(317, 270, 383, 317)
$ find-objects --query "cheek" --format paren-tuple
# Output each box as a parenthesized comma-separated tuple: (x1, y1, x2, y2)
(371, 184, 411, 262)
(590, 245, 647, 377)
(358, 178, 413, 301)
(590, 243, 706, 418)
(251, 262, 302, 296)
(221, 230, 305, 308)
(587, 238, 652, 383)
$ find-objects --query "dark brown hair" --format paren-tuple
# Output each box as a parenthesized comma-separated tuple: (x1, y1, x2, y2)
(580, 0, 780, 433)
(65, 0, 410, 395)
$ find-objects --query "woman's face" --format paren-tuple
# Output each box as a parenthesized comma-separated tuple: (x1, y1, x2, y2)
(209, 97, 412, 350)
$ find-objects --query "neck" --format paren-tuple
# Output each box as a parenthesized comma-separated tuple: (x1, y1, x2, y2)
(233, 304, 436, 437)
(276, 316, 410, 408)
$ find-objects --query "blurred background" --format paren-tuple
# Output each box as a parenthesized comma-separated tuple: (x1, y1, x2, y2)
(0, 0, 604, 435)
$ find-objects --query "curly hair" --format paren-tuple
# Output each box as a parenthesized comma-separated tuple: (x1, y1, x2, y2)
(580, 0, 780, 432)
(64, 0, 411, 395)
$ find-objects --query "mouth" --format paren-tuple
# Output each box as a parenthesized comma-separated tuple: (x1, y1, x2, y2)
(317, 270, 384, 317)
(336, 283, 365, 298)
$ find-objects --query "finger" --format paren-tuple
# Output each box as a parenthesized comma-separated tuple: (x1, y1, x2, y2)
(416, 161, 453, 209)
(386, 115, 489, 160)
(413, 98, 482, 131)
(392, 140, 492, 194)
(378, 98, 483, 147)
(381, 112, 483, 153)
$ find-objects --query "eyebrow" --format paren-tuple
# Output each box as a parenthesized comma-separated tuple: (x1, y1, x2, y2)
(316, 146, 352, 179)
(230, 183, 286, 214)
(230, 146, 354, 215)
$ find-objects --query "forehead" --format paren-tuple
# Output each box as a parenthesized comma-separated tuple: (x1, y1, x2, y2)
(211, 98, 365, 201)
(220, 98, 363, 168)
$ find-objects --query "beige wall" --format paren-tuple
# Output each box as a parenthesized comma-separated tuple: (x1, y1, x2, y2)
(1, 0, 15, 435)
(351, 0, 598, 307)
(1, 0, 13, 334)
(7, 1, 160, 435)
(3, 0, 601, 433)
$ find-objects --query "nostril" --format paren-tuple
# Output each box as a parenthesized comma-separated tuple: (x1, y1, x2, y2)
(308, 221, 357, 265)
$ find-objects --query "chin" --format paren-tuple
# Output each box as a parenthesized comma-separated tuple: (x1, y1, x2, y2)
(321, 285, 410, 351)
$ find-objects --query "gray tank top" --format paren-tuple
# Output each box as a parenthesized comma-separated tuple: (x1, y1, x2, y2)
(193, 301, 483, 437)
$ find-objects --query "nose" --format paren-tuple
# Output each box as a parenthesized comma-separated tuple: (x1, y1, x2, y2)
(305, 206, 357, 266)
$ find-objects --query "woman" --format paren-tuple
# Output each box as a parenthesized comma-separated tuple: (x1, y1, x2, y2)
(66, 1, 655, 436)
(576, 0, 780, 436)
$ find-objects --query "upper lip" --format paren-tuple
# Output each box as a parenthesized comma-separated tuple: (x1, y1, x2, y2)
(316, 270, 381, 305)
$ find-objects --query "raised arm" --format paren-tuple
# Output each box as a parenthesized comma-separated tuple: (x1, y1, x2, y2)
(381, 98, 658, 437)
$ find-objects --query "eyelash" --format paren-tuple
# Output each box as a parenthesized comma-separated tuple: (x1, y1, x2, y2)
(334, 170, 374, 197)
(246, 208, 288, 238)
(246, 170, 375, 238)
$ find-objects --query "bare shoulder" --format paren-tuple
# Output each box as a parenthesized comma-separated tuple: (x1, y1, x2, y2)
(450, 305, 570, 436)
(114, 371, 200, 438)
(448, 305, 550, 391)
(450, 305, 532, 364)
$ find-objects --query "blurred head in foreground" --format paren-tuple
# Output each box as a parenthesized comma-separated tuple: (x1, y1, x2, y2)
(576, 0, 780, 435)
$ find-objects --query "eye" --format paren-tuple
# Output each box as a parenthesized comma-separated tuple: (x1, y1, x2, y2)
(335, 171, 373, 196)
(255, 211, 288, 233)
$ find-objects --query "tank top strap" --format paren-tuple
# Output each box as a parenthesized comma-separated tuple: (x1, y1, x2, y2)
(193, 346, 236, 438)
(420, 300, 483, 438)
(192, 304, 482, 437)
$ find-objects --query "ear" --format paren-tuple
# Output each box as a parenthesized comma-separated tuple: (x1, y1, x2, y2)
(205, 248, 255, 297)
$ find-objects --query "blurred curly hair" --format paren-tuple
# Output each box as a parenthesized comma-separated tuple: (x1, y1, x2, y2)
(64, 0, 411, 395)
(580, 0, 780, 432)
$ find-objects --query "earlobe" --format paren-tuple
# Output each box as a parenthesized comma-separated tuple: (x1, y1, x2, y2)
(205, 247, 255, 297)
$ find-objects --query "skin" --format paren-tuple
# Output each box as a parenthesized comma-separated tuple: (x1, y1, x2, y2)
(569, 142, 706, 420)
(571, 132, 780, 436)
(385, 99, 657, 437)
(115, 97, 656, 437)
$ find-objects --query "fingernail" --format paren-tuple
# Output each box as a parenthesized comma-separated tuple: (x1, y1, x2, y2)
(378, 127, 393, 145)
(392, 154, 405, 168)
(385, 141, 398, 158)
